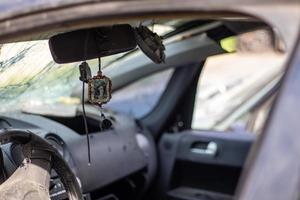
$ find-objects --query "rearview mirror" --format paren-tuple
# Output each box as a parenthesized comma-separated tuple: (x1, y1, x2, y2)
(49, 24, 137, 64)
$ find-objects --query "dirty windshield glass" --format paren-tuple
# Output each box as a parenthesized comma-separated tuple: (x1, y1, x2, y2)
(0, 23, 175, 114)
(0, 41, 81, 113)
(0, 40, 137, 114)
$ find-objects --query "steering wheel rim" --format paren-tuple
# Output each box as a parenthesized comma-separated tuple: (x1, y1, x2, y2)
(0, 129, 83, 200)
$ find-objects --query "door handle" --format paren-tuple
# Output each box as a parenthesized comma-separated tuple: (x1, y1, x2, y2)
(190, 141, 218, 157)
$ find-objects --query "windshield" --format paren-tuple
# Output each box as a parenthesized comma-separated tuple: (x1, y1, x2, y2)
(0, 22, 178, 113)
(0, 41, 80, 112)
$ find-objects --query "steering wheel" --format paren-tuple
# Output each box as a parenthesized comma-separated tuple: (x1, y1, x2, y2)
(0, 129, 83, 200)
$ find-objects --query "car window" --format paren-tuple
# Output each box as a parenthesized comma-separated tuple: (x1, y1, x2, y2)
(219, 93, 275, 135)
(246, 94, 275, 134)
(106, 69, 174, 118)
(191, 29, 286, 134)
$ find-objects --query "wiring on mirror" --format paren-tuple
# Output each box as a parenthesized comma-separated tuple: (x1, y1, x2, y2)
(79, 61, 92, 165)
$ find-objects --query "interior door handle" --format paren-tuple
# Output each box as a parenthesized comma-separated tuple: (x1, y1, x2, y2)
(190, 141, 218, 157)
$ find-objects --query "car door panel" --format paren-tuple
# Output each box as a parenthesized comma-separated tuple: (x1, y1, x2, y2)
(157, 130, 254, 200)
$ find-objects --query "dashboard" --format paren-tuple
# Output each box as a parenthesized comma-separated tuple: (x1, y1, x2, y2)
(0, 112, 155, 200)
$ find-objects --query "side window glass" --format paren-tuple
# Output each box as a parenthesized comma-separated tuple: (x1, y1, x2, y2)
(106, 69, 173, 118)
(245, 95, 275, 134)
(192, 29, 286, 134)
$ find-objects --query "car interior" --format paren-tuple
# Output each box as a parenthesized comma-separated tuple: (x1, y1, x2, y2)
(0, 17, 286, 200)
